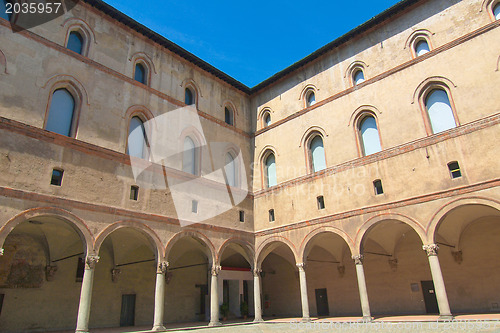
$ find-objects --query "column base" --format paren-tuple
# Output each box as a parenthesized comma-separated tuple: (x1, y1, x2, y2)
(208, 321, 222, 327)
(253, 318, 264, 323)
(151, 324, 166, 331)
(438, 314, 453, 321)
(75, 330, 89, 333)
(361, 316, 373, 322)
(301, 317, 311, 322)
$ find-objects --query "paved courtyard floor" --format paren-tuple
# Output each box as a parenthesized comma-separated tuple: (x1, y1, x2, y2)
(54, 314, 500, 333)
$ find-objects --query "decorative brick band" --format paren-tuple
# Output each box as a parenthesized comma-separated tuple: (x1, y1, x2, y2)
(254, 112, 500, 197)
(255, 178, 500, 237)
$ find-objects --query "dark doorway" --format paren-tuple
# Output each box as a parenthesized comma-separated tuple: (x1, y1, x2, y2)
(120, 294, 136, 327)
(196, 284, 208, 318)
(421, 280, 439, 314)
(315, 288, 329, 316)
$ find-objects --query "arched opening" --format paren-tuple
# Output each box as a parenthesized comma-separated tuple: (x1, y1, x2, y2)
(46, 88, 76, 137)
(263, 112, 271, 128)
(425, 89, 457, 134)
(258, 241, 300, 318)
(183, 136, 198, 175)
(134, 63, 147, 85)
(165, 235, 214, 322)
(415, 39, 430, 57)
(185, 88, 195, 105)
(224, 152, 237, 187)
(302, 232, 359, 317)
(309, 135, 326, 173)
(92, 227, 158, 328)
(0, 216, 88, 331)
(224, 107, 234, 126)
(494, 3, 500, 20)
(127, 116, 148, 159)
(306, 90, 316, 107)
(218, 242, 253, 319)
(361, 220, 432, 316)
(435, 204, 500, 313)
(67, 31, 84, 55)
(358, 115, 381, 156)
(353, 69, 365, 85)
(264, 153, 277, 188)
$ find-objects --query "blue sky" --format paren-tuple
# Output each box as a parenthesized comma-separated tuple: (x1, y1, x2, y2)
(103, 0, 402, 87)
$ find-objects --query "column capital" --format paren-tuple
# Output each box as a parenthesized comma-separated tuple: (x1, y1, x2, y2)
(296, 262, 306, 270)
(85, 255, 100, 269)
(352, 255, 364, 265)
(211, 265, 221, 276)
(253, 268, 262, 277)
(423, 244, 439, 256)
(157, 261, 169, 274)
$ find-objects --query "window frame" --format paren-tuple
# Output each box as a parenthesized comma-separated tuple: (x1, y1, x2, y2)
(486, 0, 500, 21)
(50, 168, 64, 186)
(44, 86, 81, 138)
(125, 115, 150, 160)
(306, 133, 327, 173)
(355, 112, 383, 157)
(346, 61, 368, 87)
(406, 30, 434, 59)
(418, 82, 459, 136)
(184, 87, 195, 106)
(447, 161, 462, 179)
(352, 68, 366, 86)
(262, 150, 277, 189)
(373, 179, 384, 195)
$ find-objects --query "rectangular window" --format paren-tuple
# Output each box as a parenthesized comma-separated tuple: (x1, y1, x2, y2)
(373, 179, 384, 195)
(448, 161, 462, 179)
(269, 209, 275, 222)
(130, 186, 139, 201)
(76, 257, 85, 282)
(192, 200, 198, 213)
(317, 196, 325, 210)
(239, 210, 245, 222)
(50, 169, 63, 186)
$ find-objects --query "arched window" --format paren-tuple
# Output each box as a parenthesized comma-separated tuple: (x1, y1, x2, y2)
(359, 115, 382, 156)
(353, 69, 365, 85)
(225, 107, 234, 126)
(127, 116, 148, 159)
(134, 63, 147, 84)
(415, 40, 430, 56)
(306, 91, 316, 107)
(0, 0, 11, 21)
(46, 89, 76, 137)
(425, 89, 456, 134)
(264, 153, 277, 188)
(225, 152, 237, 187)
(185, 88, 194, 105)
(494, 3, 500, 19)
(263, 112, 271, 128)
(183, 137, 197, 175)
(310, 136, 326, 172)
(67, 31, 84, 55)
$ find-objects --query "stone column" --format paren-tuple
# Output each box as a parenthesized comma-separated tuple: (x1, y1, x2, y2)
(423, 244, 453, 320)
(152, 261, 168, 331)
(296, 263, 310, 322)
(253, 268, 263, 322)
(352, 255, 372, 321)
(75, 255, 99, 333)
(208, 265, 221, 326)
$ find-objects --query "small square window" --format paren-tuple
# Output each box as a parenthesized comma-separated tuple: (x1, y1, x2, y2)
(269, 209, 275, 223)
(317, 196, 325, 210)
(192, 200, 198, 213)
(130, 186, 139, 201)
(373, 179, 384, 195)
(448, 161, 462, 179)
(239, 210, 245, 222)
(51, 169, 63, 186)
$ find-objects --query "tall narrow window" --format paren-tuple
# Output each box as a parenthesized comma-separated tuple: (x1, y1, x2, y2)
(264, 153, 277, 188)
(0, 0, 11, 21)
(425, 89, 456, 134)
(130, 185, 139, 200)
(127, 117, 148, 159)
(183, 137, 197, 175)
(185, 88, 194, 105)
(494, 3, 500, 20)
(306, 91, 316, 107)
(134, 63, 146, 84)
(415, 40, 430, 56)
(310, 136, 326, 172)
(46, 89, 76, 137)
(225, 152, 236, 187)
(264, 112, 271, 128)
(67, 31, 84, 55)
(225, 107, 234, 126)
(353, 69, 365, 85)
(268, 209, 275, 222)
(359, 116, 382, 156)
